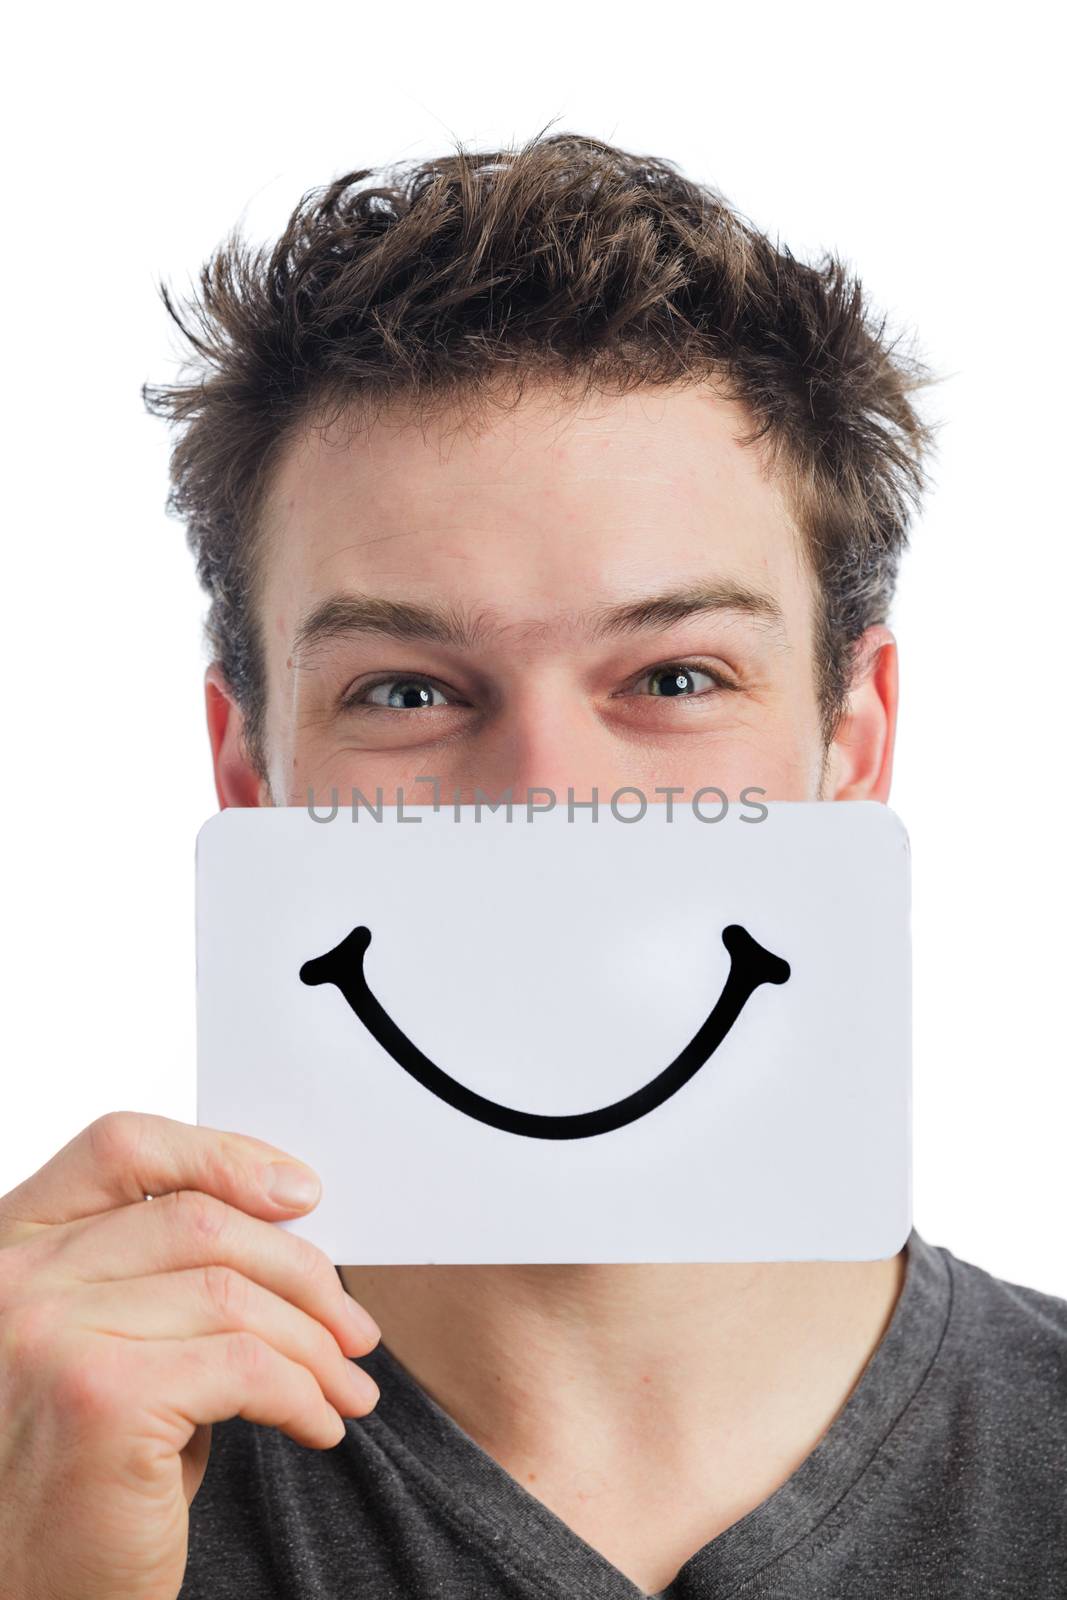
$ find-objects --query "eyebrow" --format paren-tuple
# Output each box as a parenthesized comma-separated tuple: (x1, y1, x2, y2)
(292, 580, 786, 657)
(293, 596, 490, 656)
(590, 581, 786, 640)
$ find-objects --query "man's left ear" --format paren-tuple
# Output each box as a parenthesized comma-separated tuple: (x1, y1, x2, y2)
(823, 625, 898, 802)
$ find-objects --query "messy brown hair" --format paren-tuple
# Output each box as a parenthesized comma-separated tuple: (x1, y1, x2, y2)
(144, 128, 938, 773)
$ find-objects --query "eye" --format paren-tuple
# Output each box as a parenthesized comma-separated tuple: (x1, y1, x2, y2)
(630, 663, 721, 698)
(352, 676, 455, 710)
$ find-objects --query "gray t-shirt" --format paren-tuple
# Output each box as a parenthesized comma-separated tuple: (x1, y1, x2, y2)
(177, 1229, 1067, 1598)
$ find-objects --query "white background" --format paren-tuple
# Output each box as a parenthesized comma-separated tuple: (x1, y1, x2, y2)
(2, 4, 1063, 1292)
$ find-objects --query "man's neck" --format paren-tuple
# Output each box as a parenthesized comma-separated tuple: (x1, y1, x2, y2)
(340, 1252, 907, 1593)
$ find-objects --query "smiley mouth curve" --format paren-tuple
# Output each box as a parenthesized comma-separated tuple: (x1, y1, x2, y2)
(300, 924, 790, 1141)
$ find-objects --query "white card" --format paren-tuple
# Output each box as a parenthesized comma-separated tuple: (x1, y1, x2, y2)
(196, 801, 911, 1263)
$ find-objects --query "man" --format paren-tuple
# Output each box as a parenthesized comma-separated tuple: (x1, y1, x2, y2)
(0, 131, 1064, 1600)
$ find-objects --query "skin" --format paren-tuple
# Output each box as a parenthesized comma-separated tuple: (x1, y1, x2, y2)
(0, 378, 904, 1600)
(212, 382, 894, 811)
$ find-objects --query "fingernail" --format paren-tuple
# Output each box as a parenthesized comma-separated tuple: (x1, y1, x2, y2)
(347, 1294, 381, 1345)
(264, 1162, 321, 1209)
(346, 1362, 380, 1411)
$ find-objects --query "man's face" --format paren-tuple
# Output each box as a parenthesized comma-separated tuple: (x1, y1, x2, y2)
(209, 382, 895, 808)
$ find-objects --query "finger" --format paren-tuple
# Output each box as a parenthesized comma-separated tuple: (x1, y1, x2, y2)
(46, 1189, 380, 1358)
(72, 1268, 380, 1418)
(136, 1332, 354, 1452)
(0, 1111, 323, 1231)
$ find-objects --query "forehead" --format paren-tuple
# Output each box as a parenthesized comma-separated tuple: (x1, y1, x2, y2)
(258, 382, 811, 635)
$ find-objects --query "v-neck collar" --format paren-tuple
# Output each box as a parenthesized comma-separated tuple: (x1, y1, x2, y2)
(353, 1230, 952, 1598)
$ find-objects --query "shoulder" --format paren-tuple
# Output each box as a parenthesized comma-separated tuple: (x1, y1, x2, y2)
(926, 1234, 1067, 1440)
(939, 1237, 1067, 1355)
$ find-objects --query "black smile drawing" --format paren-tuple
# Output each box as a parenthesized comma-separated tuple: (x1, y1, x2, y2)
(300, 923, 790, 1141)
(295, 928, 790, 1139)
